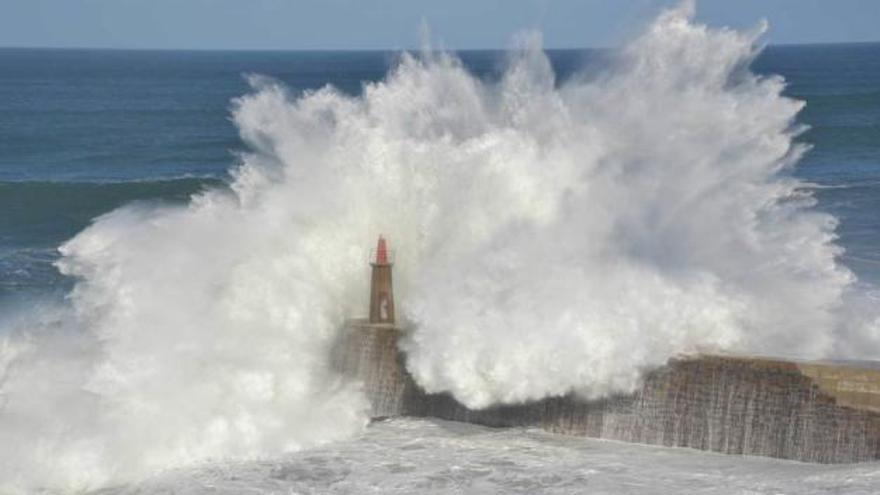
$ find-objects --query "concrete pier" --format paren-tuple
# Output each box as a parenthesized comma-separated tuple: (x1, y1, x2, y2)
(336, 238, 880, 463)
(333, 323, 880, 463)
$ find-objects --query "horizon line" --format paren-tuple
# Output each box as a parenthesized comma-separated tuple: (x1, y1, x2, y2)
(2, 39, 880, 54)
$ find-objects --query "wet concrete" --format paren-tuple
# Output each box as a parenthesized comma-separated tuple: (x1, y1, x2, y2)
(334, 323, 880, 463)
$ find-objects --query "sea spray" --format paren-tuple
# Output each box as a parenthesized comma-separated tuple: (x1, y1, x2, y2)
(0, 2, 873, 492)
(403, 3, 854, 407)
(0, 196, 371, 491)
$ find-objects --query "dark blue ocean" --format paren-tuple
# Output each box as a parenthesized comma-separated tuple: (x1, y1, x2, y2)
(0, 45, 878, 299)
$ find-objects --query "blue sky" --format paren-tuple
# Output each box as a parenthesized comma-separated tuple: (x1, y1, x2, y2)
(2, 0, 878, 50)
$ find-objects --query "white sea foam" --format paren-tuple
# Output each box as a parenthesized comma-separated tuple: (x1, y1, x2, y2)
(0, 1, 876, 492)
(110, 417, 880, 495)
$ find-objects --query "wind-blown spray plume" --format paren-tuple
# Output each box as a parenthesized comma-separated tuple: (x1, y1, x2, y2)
(401, 4, 854, 407)
(0, 2, 871, 492)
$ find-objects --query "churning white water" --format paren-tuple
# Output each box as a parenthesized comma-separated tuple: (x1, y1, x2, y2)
(0, 1, 878, 492)
(108, 417, 880, 495)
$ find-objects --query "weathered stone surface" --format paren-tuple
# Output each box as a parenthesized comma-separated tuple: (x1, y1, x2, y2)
(334, 323, 880, 463)
(332, 320, 410, 418)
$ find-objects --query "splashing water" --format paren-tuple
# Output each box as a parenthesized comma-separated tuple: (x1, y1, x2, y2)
(0, 2, 875, 492)
(400, 5, 856, 407)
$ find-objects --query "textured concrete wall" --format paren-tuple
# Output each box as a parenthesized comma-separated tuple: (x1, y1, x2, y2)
(334, 323, 880, 463)
(333, 320, 410, 418)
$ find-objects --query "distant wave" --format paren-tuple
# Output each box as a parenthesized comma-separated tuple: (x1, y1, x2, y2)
(0, 176, 225, 226)
(800, 182, 852, 190)
(800, 179, 880, 190)
(0, 174, 224, 186)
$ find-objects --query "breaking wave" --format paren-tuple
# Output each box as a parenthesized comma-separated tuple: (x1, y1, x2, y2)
(0, 2, 875, 492)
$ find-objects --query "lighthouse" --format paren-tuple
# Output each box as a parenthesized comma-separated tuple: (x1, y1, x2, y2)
(369, 235, 395, 324)
(332, 235, 407, 417)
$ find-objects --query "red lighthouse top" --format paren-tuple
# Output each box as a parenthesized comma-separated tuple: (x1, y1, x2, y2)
(376, 235, 389, 265)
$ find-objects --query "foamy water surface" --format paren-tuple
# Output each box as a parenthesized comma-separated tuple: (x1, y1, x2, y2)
(108, 418, 880, 494)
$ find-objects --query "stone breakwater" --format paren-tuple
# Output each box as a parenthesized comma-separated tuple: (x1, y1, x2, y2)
(333, 321, 880, 463)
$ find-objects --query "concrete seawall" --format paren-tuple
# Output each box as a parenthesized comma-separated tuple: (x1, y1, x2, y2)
(334, 322, 880, 463)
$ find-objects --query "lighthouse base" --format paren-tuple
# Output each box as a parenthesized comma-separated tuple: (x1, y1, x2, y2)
(333, 319, 411, 418)
(333, 321, 880, 463)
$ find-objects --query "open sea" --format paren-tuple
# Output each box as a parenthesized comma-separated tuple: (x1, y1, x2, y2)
(0, 44, 878, 301)
(1, 42, 880, 494)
